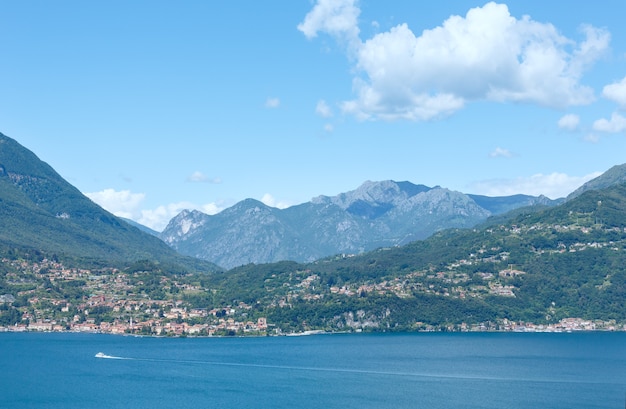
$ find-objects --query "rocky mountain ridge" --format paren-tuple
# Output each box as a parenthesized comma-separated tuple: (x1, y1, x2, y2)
(161, 181, 559, 269)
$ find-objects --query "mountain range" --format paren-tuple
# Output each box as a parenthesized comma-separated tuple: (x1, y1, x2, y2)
(3, 130, 626, 332)
(2, 129, 625, 275)
(161, 180, 559, 269)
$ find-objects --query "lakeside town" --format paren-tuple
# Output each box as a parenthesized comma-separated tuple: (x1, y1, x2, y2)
(1, 311, 623, 335)
(0, 256, 271, 336)
(1, 254, 624, 336)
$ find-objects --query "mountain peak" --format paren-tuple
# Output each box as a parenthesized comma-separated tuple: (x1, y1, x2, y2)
(311, 180, 432, 211)
(162, 209, 208, 242)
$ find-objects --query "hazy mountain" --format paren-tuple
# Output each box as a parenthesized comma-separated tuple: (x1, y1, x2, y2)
(567, 163, 626, 200)
(121, 217, 160, 237)
(467, 193, 561, 214)
(0, 132, 218, 272)
(162, 180, 560, 269)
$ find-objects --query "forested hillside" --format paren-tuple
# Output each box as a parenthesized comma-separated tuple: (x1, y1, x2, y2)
(0, 132, 217, 272)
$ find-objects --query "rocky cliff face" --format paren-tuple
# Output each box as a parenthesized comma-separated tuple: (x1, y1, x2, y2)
(161, 180, 558, 269)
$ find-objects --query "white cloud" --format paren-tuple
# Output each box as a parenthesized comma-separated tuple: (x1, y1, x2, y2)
(602, 76, 626, 107)
(316, 99, 333, 117)
(139, 201, 226, 232)
(260, 193, 291, 209)
(200, 203, 223, 215)
(297, 0, 361, 50)
(301, 1, 609, 121)
(593, 112, 626, 133)
(137, 202, 196, 231)
(187, 171, 222, 184)
(489, 147, 513, 158)
(85, 189, 145, 219)
(583, 133, 601, 143)
(84, 188, 227, 232)
(558, 114, 580, 131)
(265, 97, 280, 108)
(469, 171, 602, 199)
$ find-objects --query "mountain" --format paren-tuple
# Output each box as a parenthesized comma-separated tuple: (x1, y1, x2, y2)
(567, 163, 626, 200)
(207, 181, 626, 332)
(0, 132, 218, 272)
(121, 217, 160, 237)
(467, 193, 560, 214)
(162, 180, 559, 269)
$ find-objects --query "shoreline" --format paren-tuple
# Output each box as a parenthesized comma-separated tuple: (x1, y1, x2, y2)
(1, 324, 624, 337)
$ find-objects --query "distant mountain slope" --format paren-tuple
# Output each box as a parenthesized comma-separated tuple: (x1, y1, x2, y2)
(567, 163, 626, 200)
(121, 217, 160, 237)
(162, 180, 560, 269)
(468, 193, 560, 215)
(0, 132, 218, 272)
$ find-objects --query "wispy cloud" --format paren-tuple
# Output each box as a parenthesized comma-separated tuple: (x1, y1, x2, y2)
(260, 193, 291, 209)
(300, 1, 609, 121)
(468, 171, 602, 199)
(137, 201, 225, 231)
(85, 188, 226, 232)
(316, 99, 333, 117)
(489, 147, 513, 158)
(583, 133, 601, 143)
(186, 171, 222, 184)
(265, 97, 280, 108)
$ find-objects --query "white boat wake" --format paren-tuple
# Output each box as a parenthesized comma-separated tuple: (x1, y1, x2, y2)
(91, 354, 608, 385)
(95, 352, 130, 360)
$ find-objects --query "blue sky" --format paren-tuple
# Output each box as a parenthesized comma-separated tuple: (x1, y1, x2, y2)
(2, 1, 626, 231)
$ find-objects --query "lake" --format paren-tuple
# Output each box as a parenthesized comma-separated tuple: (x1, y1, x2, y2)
(1, 332, 625, 408)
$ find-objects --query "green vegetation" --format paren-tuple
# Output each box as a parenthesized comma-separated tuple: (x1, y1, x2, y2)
(2, 183, 626, 334)
(2, 130, 626, 334)
(0, 132, 219, 272)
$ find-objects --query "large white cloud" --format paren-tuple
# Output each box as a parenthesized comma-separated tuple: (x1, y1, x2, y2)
(602, 76, 626, 107)
(301, 1, 610, 121)
(469, 171, 601, 199)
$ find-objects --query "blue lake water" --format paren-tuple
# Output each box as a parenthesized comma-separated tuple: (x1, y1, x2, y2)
(1, 332, 625, 408)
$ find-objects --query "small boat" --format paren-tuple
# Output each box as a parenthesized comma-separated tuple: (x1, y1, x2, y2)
(95, 352, 106, 358)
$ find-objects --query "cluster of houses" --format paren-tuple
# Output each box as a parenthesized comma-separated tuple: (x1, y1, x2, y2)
(1, 257, 271, 336)
(1, 309, 269, 336)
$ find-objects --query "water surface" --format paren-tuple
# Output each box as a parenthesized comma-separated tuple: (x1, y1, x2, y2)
(1, 332, 624, 408)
